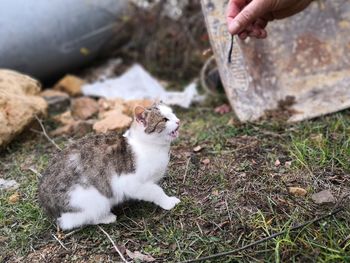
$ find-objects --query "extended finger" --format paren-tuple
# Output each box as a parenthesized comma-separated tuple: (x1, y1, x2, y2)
(228, 0, 272, 35)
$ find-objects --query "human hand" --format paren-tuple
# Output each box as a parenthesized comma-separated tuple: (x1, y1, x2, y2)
(226, 0, 313, 39)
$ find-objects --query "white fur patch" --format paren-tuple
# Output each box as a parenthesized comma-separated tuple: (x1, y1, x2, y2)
(159, 105, 179, 123)
(58, 185, 113, 230)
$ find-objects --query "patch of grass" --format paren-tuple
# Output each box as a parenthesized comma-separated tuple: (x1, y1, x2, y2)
(0, 139, 54, 260)
(1, 108, 349, 262)
(289, 113, 350, 172)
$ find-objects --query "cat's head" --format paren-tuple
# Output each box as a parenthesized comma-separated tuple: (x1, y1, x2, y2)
(132, 103, 180, 144)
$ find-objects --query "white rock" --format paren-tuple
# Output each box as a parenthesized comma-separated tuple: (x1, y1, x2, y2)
(0, 178, 19, 191)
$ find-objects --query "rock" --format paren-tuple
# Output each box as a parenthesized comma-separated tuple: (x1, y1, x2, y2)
(311, 190, 335, 204)
(97, 98, 153, 118)
(53, 74, 84, 97)
(202, 158, 210, 165)
(274, 159, 281, 167)
(93, 110, 132, 133)
(285, 161, 292, 167)
(212, 189, 219, 196)
(51, 120, 94, 138)
(97, 98, 126, 118)
(193, 146, 203, 152)
(0, 69, 47, 147)
(72, 121, 94, 138)
(50, 125, 71, 137)
(0, 236, 9, 244)
(40, 89, 70, 113)
(98, 98, 115, 112)
(0, 178, 19, 191)
(8, 192, 20, 203)
(71, 97, 99, 120)
(53, 111, 74, 125)
(126, 250, 155, 262)
(52, 109, 94, 137)
(123, 99, 153, 116)
(288, 187, 307, 197)
(227, 117, 239, 126)
(214, 103, 231, 114)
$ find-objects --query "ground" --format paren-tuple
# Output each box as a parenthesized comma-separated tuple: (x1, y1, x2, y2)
(0, 102, 349, 263)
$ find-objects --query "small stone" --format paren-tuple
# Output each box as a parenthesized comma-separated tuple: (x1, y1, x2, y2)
(285, 161, 292, 167)
(40, 89, 70, 113)
(53, 74, 85, 97)
(50, 124, 72, 137)
(8, 192, 20, 203)
(123, 99, 153, 116)
(50, 120, 94, 138)
(98, 98, 126, 119)
(93, 111, 132, 133)
(0, 178, 19, 191)
(227, 117, 239, 126)
(202, 158, 210, 165)
(53, 111, 74, 125)
(212, 190, 219, 196)
(71, 97, 98, 120)
(0, 236, 9, 244)
(310, 133, 323, 144)
(73, 120, 94, 138)
(288, 187, 307, 197)
(193, 146, 203, 152)
(214, 103, 231, 114)
(312, 190, 335, 204)
(126, 250, 155, 262)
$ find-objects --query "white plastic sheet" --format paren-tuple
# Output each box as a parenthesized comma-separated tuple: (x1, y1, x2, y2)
(82, 64, 204, 108)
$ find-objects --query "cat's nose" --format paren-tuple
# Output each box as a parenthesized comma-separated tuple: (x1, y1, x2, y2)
(176, 120, 180, 125)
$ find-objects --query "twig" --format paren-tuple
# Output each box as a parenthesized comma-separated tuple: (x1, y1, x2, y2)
(28, 167, 42, 178)
(179, 208, 343, 263)
(64, 229, 80, 238)
(98, 225, 129, 263)
(52, 234, 68, 251)
(195, 221, 203, 235)
(183, 157, 191, 183)
(225, 199, 232, 223)
(340, 234, 350, 248)
(34, 115, 62, 151)
(260, 130, 285, 139)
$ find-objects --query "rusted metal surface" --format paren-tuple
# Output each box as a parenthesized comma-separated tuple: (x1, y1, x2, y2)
(201, 0, 350, 122)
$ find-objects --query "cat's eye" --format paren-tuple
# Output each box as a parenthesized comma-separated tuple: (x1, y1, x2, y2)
(163, 118, 169, 122)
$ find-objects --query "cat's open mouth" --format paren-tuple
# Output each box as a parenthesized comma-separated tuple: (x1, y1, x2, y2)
(170, 126, 179, 138)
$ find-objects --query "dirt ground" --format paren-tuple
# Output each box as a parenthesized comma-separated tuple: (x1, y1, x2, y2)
(1, 103, 349, 262)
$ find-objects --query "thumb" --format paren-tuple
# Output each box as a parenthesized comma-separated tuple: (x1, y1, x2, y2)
(228, 0, 271, 35)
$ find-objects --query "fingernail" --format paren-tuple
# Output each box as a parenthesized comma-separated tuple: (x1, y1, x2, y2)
(229, 21, 240, 34)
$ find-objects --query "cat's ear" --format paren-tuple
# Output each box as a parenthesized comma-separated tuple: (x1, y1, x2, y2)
(135, 106, 146, 125)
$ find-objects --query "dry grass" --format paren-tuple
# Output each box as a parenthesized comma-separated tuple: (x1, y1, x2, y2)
(1, 104, 349, 262)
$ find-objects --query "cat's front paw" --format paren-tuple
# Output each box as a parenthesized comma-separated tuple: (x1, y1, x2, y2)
(160, 196, 180, 210)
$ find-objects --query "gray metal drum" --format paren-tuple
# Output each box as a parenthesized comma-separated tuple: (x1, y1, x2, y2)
(0, 0, 127, 80)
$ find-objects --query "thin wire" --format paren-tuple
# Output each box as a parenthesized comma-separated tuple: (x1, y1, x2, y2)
(228, 34, 234, 63)
(178, 208, 343, 263)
